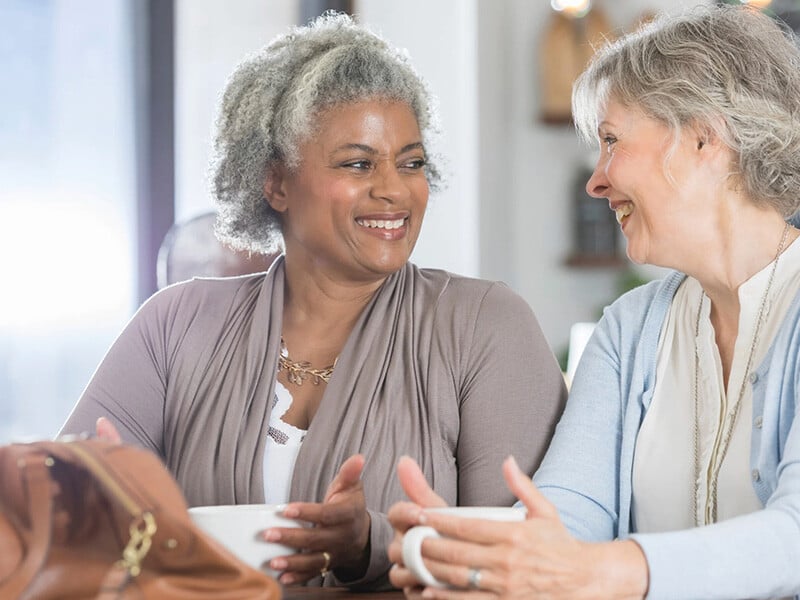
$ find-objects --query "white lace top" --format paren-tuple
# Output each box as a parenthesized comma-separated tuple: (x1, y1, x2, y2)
(263, 381, 306, 504)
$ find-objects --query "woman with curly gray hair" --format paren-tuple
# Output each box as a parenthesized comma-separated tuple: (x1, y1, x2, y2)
(389, 5, 800, 599)
(60, 12, 567, 591)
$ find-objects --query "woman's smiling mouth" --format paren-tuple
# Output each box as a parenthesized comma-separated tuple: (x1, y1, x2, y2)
(613, 203, 633, 224)
(355, 217, 406, 230)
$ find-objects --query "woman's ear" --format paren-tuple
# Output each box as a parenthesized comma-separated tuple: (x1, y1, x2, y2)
(263, 165, 289, 213)
(689, 119, 734, 180)
(691, 118, 725, 154)
(694, 126, 712, 152)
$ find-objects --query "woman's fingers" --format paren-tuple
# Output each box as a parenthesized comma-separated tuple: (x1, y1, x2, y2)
(388, 500, 425, 535)
(270, 550, 331, 585)
(390, 564, 423, 588)
(323, 454, 365, 502)
(419, 587, 496, 600)
(392, 560, 498, 598)
(417, 511, 521, 546)
(267, 460, 370, 574)
(397, 456, 447, 508)
(402, 552, 500, 599)
(262, 516, 360, 555)
(282, 498, 358, 527)
(95, 417, 122, 443)
(400, 585, 427, 600)
(503, 455, 559, 521)
(413, 536, 511, 594)
(388, 457, 580, 599)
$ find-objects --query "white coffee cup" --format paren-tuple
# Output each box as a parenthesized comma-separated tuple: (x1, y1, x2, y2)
(402, 506, 526, 588)
(189, 504, 303, 576)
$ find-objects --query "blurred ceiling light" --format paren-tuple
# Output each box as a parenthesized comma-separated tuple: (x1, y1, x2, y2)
(551, 0, 592, 18)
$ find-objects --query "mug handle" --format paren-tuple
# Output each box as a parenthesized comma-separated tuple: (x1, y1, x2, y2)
(401, 525, 447, 588)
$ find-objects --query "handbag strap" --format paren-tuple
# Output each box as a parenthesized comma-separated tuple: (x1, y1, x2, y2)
(0, 453, 55, 599)
(96, 565, 136, 600)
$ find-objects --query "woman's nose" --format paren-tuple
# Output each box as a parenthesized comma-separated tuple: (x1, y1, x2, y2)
(585, 161, 610, 198)
(371, 163, 410, 203)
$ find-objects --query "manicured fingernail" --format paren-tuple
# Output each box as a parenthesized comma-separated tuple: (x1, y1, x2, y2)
(270, 558, 287, 570)
(282, 506, 299, 518)
(263, 529, 280, 541)
(418, 510, 428, 524)
(421, 589, 435, 598)
(279, 573, 293, 584)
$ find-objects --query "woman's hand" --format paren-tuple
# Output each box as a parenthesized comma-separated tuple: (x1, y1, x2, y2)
(387, 456, 449, 595)
(389, 456, 649, 599)
(263, 454, 372, 585)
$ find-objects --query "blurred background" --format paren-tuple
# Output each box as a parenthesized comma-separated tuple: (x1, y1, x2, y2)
(2, 0, 796, 442)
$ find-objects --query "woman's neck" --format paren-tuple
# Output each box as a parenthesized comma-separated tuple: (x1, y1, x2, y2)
(686, 209, 795, 312)
(689, 214, 796, 386)
(281, 258, 388, 347)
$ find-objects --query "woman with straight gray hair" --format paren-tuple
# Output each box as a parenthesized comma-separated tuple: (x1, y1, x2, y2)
(60, 12, 566, 590)
(388, 5, 800, 598)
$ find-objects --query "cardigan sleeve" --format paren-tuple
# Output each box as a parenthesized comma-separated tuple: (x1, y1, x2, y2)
(58, 286, 178, 454)
(630, 463, 800, 599)
(533, 303, 626, 542)
(532, 276, 674, 542)
(455, 282, 567, 506)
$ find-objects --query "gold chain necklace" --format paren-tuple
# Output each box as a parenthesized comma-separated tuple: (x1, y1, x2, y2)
(277, 338, 336, 386)
(691, 222, 790, 525)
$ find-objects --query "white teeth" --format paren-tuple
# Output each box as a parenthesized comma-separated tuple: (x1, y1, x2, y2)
(614, 204, 633, 224)
(357, 218, 405, 230)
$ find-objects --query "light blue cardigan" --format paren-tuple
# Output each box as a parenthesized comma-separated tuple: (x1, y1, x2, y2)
(534, 271, 800, 599)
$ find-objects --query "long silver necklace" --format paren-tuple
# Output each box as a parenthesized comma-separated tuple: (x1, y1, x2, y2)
(692, 222, 790, 526)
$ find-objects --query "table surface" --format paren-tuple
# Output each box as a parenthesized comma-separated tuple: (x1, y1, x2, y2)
(282, 587, 404, 599)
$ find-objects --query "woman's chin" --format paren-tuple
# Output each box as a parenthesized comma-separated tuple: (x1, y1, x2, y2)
(624, 246, 647, 266)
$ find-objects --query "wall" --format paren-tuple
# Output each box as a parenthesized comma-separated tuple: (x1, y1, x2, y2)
(477, 0, 698, 352)
(357, 0, 480, 279)
(174, 0, 295, 222)
(174, 0, 703, 353)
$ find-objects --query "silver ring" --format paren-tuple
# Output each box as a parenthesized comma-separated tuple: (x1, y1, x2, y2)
(467, 567, 482, 589)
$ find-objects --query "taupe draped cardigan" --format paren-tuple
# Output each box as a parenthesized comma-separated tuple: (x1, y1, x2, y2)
(61, 258, 567, 588)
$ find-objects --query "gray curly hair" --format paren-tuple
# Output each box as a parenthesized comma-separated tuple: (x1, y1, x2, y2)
(572, 4, 800, 218)
(210, 12, 443, 254)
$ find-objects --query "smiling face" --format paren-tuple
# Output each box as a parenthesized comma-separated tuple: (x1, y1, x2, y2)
(584, 98, 722, 268)
(265, 99, 429, 284)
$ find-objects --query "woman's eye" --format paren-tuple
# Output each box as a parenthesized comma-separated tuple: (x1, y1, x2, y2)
(401, 158, 426, 170)
(343, 160, 372, 170)
(601, 135, 617, 153)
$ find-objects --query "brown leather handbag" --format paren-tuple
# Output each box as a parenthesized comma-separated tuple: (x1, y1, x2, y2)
(0, 439, 282, 599)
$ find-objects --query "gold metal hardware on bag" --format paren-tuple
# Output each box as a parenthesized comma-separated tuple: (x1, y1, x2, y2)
(66, 443, 159, 577)
(163, 538, 178, 550)
(118, 511, 157, 577)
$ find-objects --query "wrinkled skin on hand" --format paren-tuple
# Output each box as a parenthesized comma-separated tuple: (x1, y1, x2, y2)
(387, 456, 648, 600)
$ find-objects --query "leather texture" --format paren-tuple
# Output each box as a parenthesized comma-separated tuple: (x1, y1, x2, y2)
(0, 439, 281, 599)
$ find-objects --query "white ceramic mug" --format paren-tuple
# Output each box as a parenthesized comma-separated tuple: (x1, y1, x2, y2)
(189, 504, 303, 577)
(402, 506, 526, 588)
